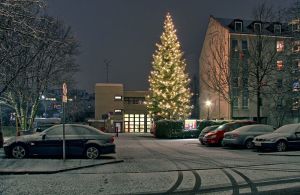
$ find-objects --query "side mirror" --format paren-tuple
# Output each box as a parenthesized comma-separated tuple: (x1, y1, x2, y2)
(41, 133, 46, 140)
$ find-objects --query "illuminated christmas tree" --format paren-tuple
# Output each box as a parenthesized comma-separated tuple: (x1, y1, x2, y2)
(146, 13, 192, 121)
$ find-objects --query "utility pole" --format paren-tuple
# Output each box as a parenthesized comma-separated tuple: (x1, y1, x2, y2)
(104, 59, 112, 83)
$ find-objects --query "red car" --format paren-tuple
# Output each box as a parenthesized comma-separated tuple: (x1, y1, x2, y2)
(202, 121, 256, 145)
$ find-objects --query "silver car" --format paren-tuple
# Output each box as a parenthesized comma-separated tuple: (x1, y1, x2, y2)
(253, 123, 300, 152)
(223, 124, 274, 149)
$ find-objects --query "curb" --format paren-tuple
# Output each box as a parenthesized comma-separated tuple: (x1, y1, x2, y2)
(0, 159, 124, 175)
(258, 153, 300, 157)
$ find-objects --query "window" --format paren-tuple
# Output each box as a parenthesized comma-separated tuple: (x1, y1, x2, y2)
(293, 41, 300, 52)
(242, 61, 249, 77)
(277, 79, 283, 88)
(46, 126, 62, 136)
(277, 60, 283, 70)
(292, 23, 300, 32)
(67, 126, 100, 136)
(235, 21, 243, 32)
(124, 97, 145, 104)
(292, 98, 300, 110)
(254, 23, 261, 33)
(242, 90, 249, 109)
(242, 40, 248, 52)
(233, 97, 239, 109)
(232, 88, 239, 109)
(293, 80, 300, 92)
(231, 39, 238, 53)
(274, 24, 281, 34)
(294, 59, 300, 72)
(242, 77, 248, 88)
(232, 77, 239, 87)
(114, 95, 122, 100)
(276, 40, 284, 52)
(114, 109, 123, 114)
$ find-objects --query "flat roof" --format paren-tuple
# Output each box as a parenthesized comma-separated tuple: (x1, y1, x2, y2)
(95, 83, 123, 87)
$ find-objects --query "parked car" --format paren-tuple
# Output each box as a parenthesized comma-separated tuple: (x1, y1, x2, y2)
(199, 125, 219, 145)
(223, 124, 275, 149)
(202, 120, 256, 145)
(3, 124, 115, 159)
(253, 123, 300, 152)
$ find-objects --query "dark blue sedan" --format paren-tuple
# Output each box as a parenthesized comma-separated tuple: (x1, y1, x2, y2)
(3, 124, 115, 159)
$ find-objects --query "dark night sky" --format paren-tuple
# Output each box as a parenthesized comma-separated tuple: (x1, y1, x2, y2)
(46, 0, 294, 92)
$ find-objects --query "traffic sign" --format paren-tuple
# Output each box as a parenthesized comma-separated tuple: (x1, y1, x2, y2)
(62, 83, 68, 103)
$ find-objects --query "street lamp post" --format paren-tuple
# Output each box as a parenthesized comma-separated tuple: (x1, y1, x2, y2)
(41, 95, 46, 118)
(205, 100, 212, 120)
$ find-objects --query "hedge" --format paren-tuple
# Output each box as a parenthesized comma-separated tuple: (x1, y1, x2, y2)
(155, 120, 184, 138)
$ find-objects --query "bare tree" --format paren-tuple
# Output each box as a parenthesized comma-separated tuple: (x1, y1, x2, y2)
(200, 21, 234, 118)
(0, 0, 48, 96)
(247, 2, 280, 123)
(1, 16, 79, 130)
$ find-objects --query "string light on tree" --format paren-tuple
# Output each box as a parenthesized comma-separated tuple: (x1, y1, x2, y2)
(146, 13, 192, 121)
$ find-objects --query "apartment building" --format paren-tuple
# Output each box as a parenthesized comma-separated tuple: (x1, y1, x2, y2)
(199, 16, 300, 125)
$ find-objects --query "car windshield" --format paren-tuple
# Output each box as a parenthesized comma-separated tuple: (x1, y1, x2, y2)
(203, 125, 218, 132)
(274, 125, 298, 133)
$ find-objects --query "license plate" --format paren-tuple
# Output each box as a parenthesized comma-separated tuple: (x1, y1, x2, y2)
(255, 142, 261, 146)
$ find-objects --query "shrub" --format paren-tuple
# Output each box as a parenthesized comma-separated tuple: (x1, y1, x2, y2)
(155, 120, 184, 138)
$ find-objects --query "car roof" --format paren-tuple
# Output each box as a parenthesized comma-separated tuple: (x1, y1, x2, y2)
(44, 124, 104, 133)
(234, 124, 273, 131)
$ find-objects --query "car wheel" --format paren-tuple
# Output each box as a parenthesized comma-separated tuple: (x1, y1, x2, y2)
(276, 141, 287, 152)
(11, 144, 27, 159)
(85, 146, 100, 159)
(245, 139, 254, 149)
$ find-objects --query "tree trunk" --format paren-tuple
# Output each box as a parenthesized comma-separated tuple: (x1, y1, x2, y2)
(257, 90, 261, 123)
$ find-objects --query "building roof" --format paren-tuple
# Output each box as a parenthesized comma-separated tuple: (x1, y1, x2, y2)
(95, 83, 123, 87)
(213, 16, 290, 37)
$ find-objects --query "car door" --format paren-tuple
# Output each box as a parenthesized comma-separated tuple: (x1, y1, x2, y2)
(30, 126, 63, 156)
(66, 125, 86, 156)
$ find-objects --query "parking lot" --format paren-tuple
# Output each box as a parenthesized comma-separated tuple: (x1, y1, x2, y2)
(1, 133, 300, 195)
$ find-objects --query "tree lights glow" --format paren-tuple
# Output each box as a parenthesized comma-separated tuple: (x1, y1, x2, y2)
(146, 13, 192, 120)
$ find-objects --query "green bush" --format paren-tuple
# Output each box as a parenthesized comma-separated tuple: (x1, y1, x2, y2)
(182, 129, 201, 138)
(155, 120, 184, 139)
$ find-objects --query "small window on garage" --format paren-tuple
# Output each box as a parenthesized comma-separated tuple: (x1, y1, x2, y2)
(114, 95, 122, 100)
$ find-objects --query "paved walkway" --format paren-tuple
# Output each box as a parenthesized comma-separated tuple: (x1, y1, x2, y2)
(0, 148, 123, 174)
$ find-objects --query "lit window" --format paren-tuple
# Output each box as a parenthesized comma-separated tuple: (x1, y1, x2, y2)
(293, 81, 300, 92)
(235, 21, 243, 32)
(277, 60, 283, 70)
(114, 109, 122, 114)
(274, 24, 281, 34)
(114, 96, 122, 100)
(276, 41, 284, 52)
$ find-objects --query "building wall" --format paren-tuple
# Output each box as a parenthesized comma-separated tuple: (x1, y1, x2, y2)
(94, 83, 150, 133)
(123, 91, 148, 114)
(95, 83, 124, 120)
(199, 16, 230, 120)
(199, 16, 293, 126)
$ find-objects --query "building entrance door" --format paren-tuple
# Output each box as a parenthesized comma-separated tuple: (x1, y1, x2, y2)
(124, 114, 151, 133)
